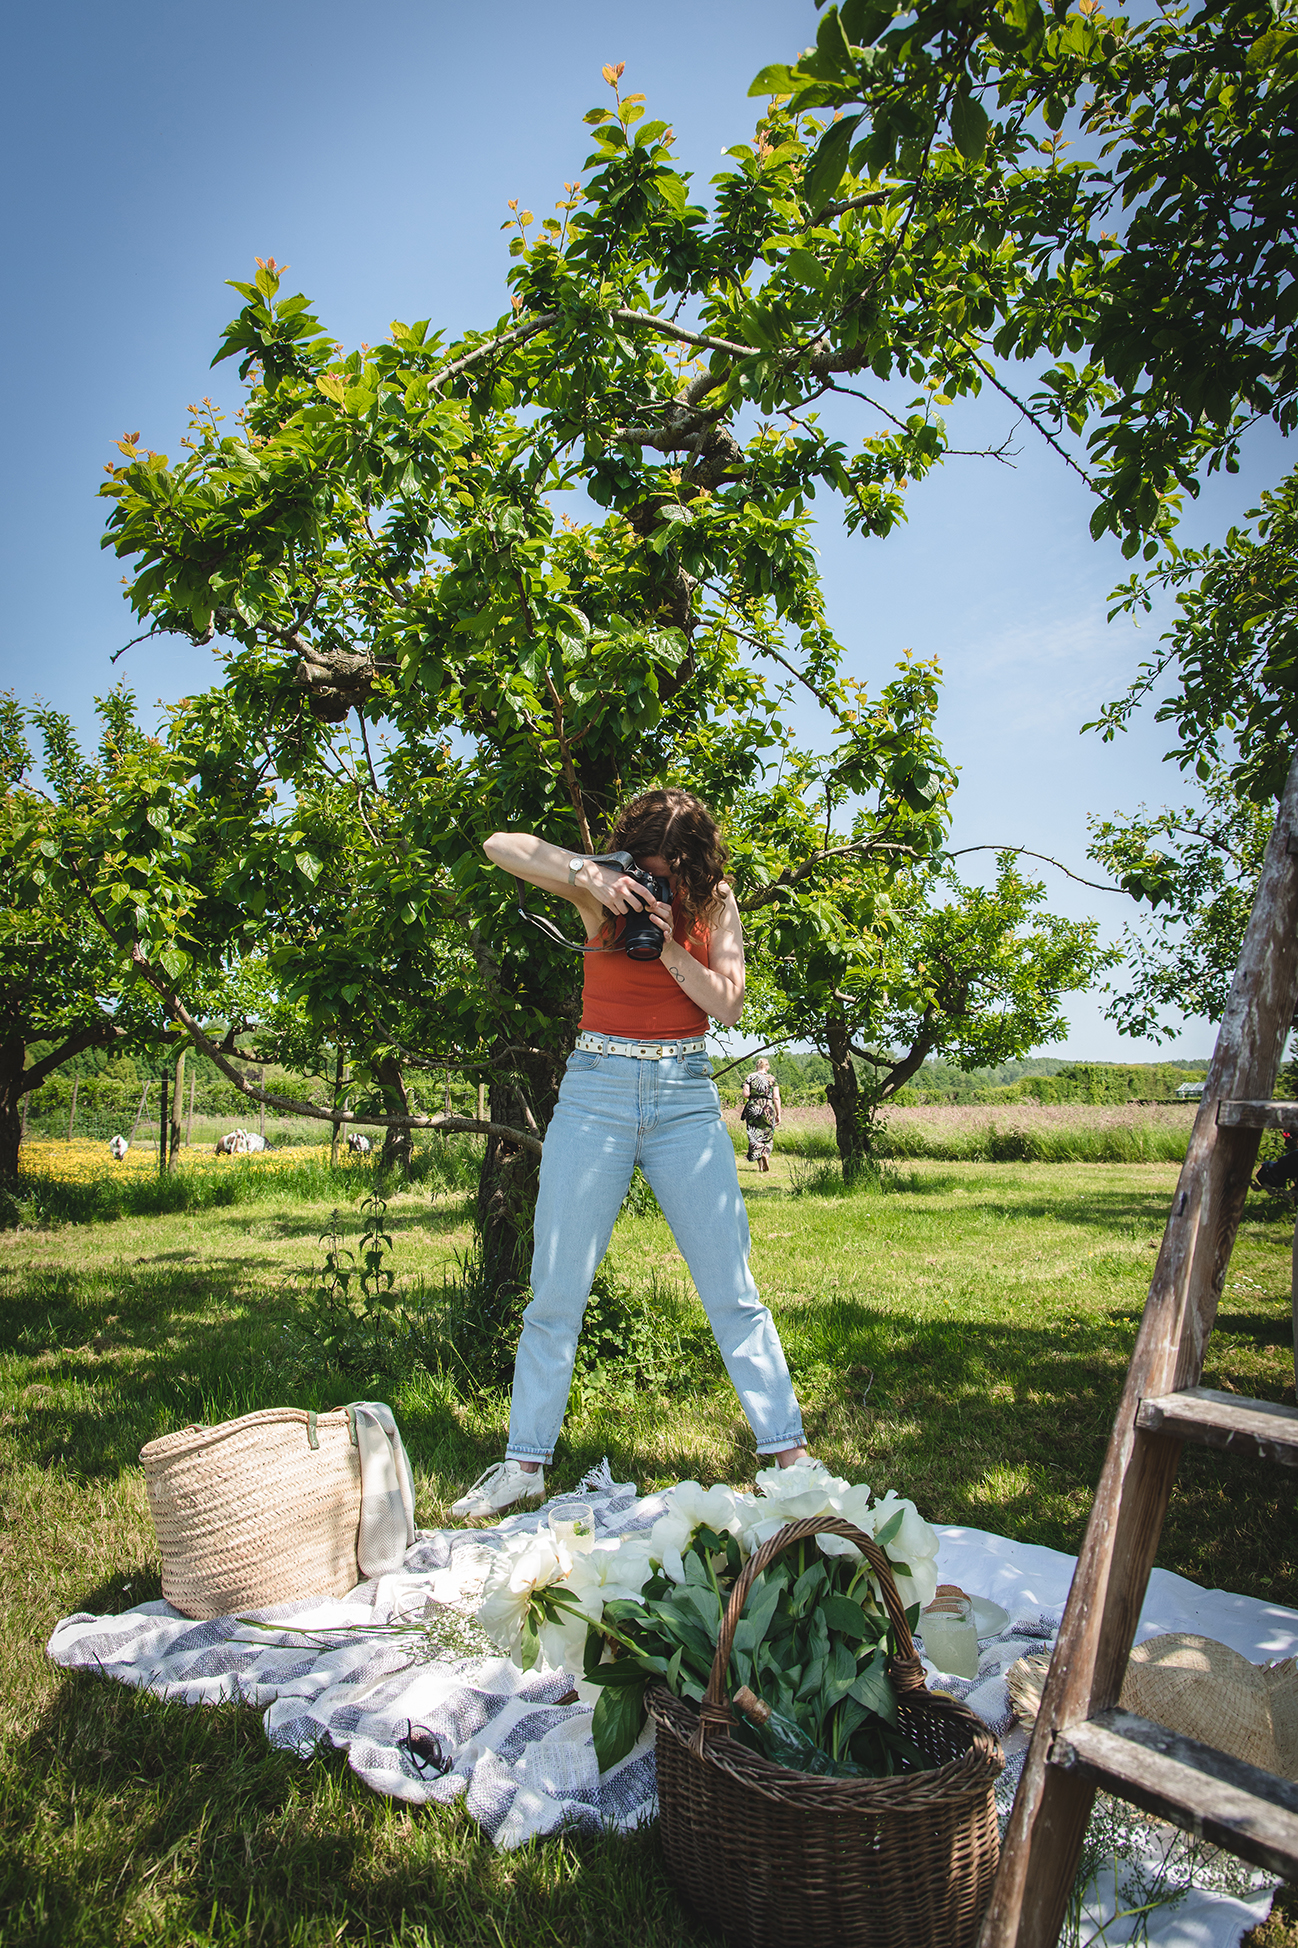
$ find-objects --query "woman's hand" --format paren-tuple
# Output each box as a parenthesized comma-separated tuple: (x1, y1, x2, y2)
(595, 866, 673, 925)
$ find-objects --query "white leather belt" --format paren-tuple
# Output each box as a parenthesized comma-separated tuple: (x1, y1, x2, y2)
(575, 1032, 708, 1061)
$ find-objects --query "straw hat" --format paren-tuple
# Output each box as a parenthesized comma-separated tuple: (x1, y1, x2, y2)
(1007, 1633, 1298, 1780)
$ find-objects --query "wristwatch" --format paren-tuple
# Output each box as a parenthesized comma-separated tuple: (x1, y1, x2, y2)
(567, 857, 587, 885)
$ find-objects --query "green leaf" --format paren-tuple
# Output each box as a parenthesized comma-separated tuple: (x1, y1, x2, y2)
(848, 1649, 898, 1725)
(748, 62, 799, 97)
(822, 1592, 871, 1640)
(519, 1611, 541, 1671)
(802, 114, 863, 218)
(591, 1678, 647, 1772)
(733, 1574, 783, 1655)
(872, 1508, 904, 1550)
(951, 91, 990, 163)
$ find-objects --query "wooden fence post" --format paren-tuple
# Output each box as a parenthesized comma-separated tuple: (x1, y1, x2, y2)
(127, 1083, 149, 1148)
(186, 1065, 195, 1147)
(258, 1067, 265, 1141)
(158, 1070, 168, 1177)
(330, 1046, 345, 1167)
(169, 1047, 185, 1173)
(477, 1081, 486, 1125)
(67, 1077, 78, 1143)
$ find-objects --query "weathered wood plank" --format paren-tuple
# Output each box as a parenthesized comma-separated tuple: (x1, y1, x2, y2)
(1136, 1387, 1298, 1464)
(978, 749, 1298, 1948)
(1051, 1709, 1298, 1879)
(1218, 1100, 1298, 1132)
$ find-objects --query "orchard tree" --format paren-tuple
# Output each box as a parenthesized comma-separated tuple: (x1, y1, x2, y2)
(88, 52, 990, 1300)
(0, 690, 179, 1180)
(739, 799, 1116, 1174)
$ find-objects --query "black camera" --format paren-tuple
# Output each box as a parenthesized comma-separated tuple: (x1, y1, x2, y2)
(621, 864, 672, 960)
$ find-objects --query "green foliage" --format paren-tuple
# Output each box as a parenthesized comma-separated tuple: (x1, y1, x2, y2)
(1088, 761, 1272, 1040)
(584, 1524, 922, 1775)
(749, 0, 1298, 556)
(1092, 470, 1298, 801)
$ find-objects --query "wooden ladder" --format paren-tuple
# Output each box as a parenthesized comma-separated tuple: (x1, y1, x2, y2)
(978, 750, 1298, 1948)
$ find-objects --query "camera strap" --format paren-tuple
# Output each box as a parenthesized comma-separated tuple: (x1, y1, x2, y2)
(513, 852, 636, 953)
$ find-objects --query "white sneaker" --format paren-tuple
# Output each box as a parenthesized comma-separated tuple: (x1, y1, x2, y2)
(451, 1460, 545, 1519)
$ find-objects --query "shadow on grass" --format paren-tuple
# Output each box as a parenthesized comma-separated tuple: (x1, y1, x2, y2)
(6, 1671, 703, 1948)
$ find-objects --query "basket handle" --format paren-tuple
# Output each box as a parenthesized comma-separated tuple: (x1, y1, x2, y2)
(691, 1514, 926, 1756)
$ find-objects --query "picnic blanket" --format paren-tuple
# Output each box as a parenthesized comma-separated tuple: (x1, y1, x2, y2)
(48, 1468, 1294, 1943)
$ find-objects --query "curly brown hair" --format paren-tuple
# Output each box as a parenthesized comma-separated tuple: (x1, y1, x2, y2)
(601, 788, 730, 934)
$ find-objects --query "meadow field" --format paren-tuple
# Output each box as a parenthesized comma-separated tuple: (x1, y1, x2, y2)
(1, 1133, 1295, 1944)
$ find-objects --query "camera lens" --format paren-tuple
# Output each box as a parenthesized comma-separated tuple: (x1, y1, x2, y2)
(622, 869, 670, 960)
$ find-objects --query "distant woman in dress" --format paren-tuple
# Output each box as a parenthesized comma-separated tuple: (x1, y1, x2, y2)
(741, 1057, 781, 1173)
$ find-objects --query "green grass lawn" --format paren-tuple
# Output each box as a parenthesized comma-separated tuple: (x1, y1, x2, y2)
(2, 1155, 1295, 1945)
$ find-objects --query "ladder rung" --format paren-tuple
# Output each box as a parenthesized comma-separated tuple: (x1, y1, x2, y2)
(1050, 1708, 1298, 1878)
(1218, 1098, 1298, 1130)
(1136, 1386, 1298, 1464)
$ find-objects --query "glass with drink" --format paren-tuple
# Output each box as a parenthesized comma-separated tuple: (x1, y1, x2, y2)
(548, 1500, 596, 1555)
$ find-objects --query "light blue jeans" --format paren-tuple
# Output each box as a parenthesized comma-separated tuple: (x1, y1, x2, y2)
(506, 1040, 805, 1462)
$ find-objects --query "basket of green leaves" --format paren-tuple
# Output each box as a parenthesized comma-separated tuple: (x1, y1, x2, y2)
(635, 1514, 1003, 1948)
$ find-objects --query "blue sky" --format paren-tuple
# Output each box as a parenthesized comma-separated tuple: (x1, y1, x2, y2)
(2, 0, 1290, 1061)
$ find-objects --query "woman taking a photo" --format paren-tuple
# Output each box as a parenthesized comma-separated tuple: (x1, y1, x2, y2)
(452, 787, 809, 1519)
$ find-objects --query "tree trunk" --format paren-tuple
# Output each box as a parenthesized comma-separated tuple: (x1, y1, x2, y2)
(169, 1047, 185, 1173)
(375, 1055, 414, 1171)
(0, 1039, 25, 1183)
(158, 1069, 169, 1177)
(824, 1011, 875, 1182)
(475, 1050, 563, 1308)
(186, 1066, 195, 1146)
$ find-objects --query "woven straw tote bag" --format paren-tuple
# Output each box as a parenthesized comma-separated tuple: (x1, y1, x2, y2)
(647, 1515, 1004, 1948)
(141, 1407, 362, 1618)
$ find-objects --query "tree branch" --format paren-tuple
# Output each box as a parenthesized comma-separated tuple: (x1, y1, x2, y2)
(710, 1037, 799, 1083)
(967, 354, 1096, 490)
(944, 845, 1121, 893)
(740, 838, 922, 912)
(428, 313, 560, 393)
(18, 1020, 127, 1097)
(610, 309, 760, 361)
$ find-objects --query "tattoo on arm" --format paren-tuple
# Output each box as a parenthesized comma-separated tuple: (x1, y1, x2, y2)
(671, 964, 685, 984)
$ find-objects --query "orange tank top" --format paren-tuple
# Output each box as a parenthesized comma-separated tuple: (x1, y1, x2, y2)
(580, 903, 710, 1037)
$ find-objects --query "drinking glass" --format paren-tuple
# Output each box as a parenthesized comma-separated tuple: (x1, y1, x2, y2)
(920, 1591, 979, 1679)
(548, 1500, 596, 1555)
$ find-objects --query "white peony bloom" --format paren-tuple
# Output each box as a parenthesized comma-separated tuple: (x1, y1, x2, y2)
(741, 1463, 877, 1560)
(869, 1491, 941, 1607)
(475, 1531, 570, 1654)
(537, 1537, 657, 1676)
(650, 1480, 743, 1583)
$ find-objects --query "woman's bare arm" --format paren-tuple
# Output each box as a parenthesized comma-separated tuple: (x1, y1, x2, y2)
(656, 884, 746, 1029)
(483, 831, 674, 939)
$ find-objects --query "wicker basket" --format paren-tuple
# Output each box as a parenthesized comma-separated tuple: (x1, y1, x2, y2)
(140, 1407, 362, 1618)
(647, 1515, 1003, 1948)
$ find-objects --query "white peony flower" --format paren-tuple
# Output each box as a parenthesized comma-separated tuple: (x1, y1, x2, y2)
(869, 1491, 941, 1608)
(650, 1480, 743, 1584)
(537, 1536, 657, 1675)
(741, 1463, 878, 1561)
(475, 1531, 570, 1654)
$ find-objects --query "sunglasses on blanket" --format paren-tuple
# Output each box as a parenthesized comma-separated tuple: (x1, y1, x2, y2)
(398, 1721, 453, 1777)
